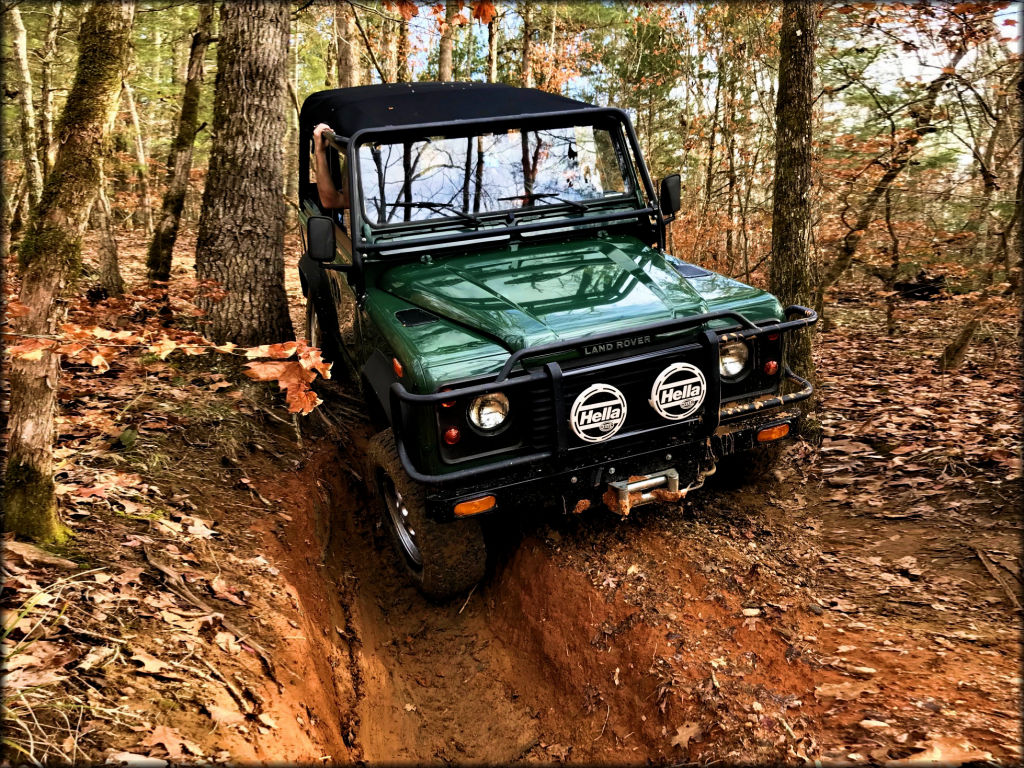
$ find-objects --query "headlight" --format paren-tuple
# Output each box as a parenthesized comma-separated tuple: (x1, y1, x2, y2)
(719, 341, 749, 379)
(467, 392, 510, 431)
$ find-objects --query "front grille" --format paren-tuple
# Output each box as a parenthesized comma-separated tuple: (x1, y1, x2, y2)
(525, 343, 709, 453)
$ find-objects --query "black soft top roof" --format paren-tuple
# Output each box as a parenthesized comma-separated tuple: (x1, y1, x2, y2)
(299, 82, 600, 138)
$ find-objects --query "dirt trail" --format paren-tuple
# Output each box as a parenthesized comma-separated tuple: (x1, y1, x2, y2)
(248, 420, 1018, 765)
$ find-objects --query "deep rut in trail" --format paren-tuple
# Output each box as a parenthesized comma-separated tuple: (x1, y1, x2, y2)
(257, 431, 1020, 765)
(262, 439, 819, 764)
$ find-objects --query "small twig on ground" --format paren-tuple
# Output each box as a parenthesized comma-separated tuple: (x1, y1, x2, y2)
(197, 655, 251, 714)
(974, 547, 1021, 609)
(458, 584, 476, 615)
(594, 702, 611, 741)
(141, 545, 281, 687)
(56, 617, 131, 645)
(292, 413, 304, 448)
(257, 405, 291, 425)
(114, 380, 147, 422)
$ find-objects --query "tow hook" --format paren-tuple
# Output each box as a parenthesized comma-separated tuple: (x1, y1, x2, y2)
(604, 457, 718, 517)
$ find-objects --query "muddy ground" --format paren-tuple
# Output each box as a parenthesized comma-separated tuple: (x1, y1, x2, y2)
(3, 239, 1021, 764)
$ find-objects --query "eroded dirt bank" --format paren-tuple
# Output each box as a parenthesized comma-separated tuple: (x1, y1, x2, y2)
(257, 417, 1019, 765)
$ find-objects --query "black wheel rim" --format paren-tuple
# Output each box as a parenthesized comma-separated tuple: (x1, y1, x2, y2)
(381, 473, 422, 568)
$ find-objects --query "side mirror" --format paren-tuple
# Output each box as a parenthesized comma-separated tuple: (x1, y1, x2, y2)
(307, 215, 336, 263)
(659, 174, 682, 216)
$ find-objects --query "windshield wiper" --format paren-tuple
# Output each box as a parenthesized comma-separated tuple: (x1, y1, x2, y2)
(393, 201, 481, 227)
(498, 192, 589, 213)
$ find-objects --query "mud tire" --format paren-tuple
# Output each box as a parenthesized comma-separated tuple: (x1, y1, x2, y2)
(305, 298, 340, 365)
(713, 443, 783, 489)
(367, 429, 487, 600)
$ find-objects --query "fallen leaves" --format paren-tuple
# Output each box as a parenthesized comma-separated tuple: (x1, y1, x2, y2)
(885, 736, 995, 766)
(210, 577, 246, 606)
(4, 541, 79, 570)
(670, 722, 701, 749)
(130, 650, 185, 681)
(140, 725, 202, 761)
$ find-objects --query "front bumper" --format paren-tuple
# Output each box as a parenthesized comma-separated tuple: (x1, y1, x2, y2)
(422, 410, 797, 520)
(389, 304, 817, 512)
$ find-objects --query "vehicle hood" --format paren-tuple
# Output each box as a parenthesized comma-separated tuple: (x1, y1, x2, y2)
(377, 236, 783, 353)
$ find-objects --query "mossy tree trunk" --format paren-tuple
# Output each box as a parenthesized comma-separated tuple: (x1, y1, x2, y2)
(194, 0, 294, 346)
(146, 0, 214, 283)
(769, 0, 818, 443)
(4, 1, 136, 543)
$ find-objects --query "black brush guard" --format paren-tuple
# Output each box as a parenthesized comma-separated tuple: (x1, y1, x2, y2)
(388, 305, 817, 486)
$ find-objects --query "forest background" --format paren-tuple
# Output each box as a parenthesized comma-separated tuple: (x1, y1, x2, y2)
(1, 1, 1022, 765)
(4, 0, 1020, 306)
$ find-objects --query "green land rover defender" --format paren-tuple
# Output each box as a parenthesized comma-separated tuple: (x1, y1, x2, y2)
(297, 83, 817, 598)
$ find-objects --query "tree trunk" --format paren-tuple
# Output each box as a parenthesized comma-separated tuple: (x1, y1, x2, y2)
(122, 81, 154, 235)
(146, 0, 213, 282)
(520, 1, 533, 88)
(10, 6, 46, 207)
(883, 188, 900, 336)
(397, 18, 411, 82)
(96, 164, 125, 297)
(5, 1, 135, 543)
(487, 16, 498, 83)
(438, 0, 458, 82)
(702, 76, 720, 219)
(195, 0, 293, 346)
(285, 25, 300, 213)
(1, 176, 21, 262)
(38, 2, 64, 178)
(336, 1, 362, 88)
(769, 0, 816, 390)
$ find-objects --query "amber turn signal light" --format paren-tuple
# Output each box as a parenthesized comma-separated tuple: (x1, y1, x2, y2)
(439, 387, 455, 408)
(392, 357, 404, 378)
(757, 423, 790, 442)
(763, 360, 779, 376)
(454, 495, 497, 517)
(443, 427, 461, 445)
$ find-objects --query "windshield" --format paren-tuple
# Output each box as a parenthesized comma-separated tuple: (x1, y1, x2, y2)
(356, 124, 634, 227)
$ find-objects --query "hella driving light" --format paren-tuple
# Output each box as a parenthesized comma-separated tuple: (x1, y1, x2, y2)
(468, 392, 510, 431)
(719, 341, 749, 379)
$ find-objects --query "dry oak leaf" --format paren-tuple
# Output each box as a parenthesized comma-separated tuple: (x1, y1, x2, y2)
(204, 704, 245, 726)
(130, 650, 185, 680)
(140, 724, 203, 760)
(5, 299, 31, 318)
(4, 540, 78, 569)
(388, 0, 419, 20)
(884, 736, 994, 766)
(244, 360, 322, 414)
(244, 341, 297, 360)
(7, 338, 57, 360)
(210, 577, 246, 606)
(148, 337, 177, 360)
(671, 722, 701, 749)
(815, 681, 878, 701)
(471, 0, 497, 24)
(105, 751, 168, 767)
